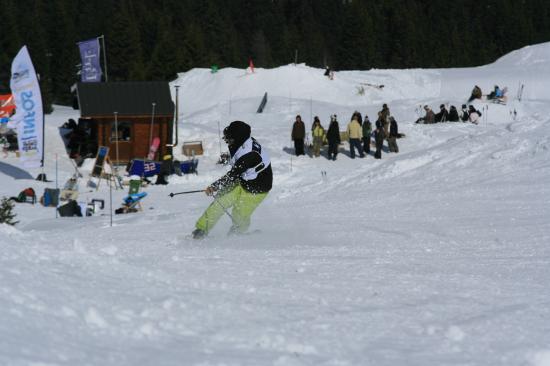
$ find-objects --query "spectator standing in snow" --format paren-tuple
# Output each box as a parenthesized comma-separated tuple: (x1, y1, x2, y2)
(326, 115, 341, 160)
(460, 104, 470, 122)
(448, 105, 459, 122)
(291, 115, 306, 156)
(434, 104, 449, 123)
(362, 115, 372, 155)
(311, 117, 325, 158)
(350, 111, 362, 127)
(468, 105, 481, 124)
(379, 104, 391, 137)
(374, 124, 384, 159)
(347, 116, 364, 159)
(388, 117, 399, 153)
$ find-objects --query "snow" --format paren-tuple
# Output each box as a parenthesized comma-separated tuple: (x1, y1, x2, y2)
(1, 42, 550, 365)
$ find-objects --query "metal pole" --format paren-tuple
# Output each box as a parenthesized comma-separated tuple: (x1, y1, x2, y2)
(109, 174, 113, 227)
(294, 49, 298, 65)
(174, 85, 179, 148)
(149, 102, 156, 149)
(114, 112, 119, 172)
(99, 35, 108, 82)
(310, 97, 313, 126)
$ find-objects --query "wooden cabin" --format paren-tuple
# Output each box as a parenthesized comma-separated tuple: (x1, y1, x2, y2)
(76, 81, 174, 164)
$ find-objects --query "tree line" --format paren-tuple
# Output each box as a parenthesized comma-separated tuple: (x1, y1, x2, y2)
(1, 0, 549, 110)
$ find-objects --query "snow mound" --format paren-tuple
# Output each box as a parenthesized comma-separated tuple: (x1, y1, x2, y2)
(493, 42, 550, 67)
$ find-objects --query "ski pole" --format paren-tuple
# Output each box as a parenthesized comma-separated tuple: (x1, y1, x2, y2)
(168, 190, 205, 197)
(213, 194, 235, 222)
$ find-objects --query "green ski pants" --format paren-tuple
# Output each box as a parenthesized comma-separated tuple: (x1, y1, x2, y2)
(195, 184, 268, 234)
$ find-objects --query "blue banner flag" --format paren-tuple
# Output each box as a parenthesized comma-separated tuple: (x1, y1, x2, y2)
(78, 38, 102, 82)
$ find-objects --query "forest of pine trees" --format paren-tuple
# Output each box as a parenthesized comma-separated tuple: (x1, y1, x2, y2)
(1, 0, 549, 109)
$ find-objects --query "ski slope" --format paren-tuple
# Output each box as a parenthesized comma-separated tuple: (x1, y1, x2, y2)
(0, 42, 549, 365)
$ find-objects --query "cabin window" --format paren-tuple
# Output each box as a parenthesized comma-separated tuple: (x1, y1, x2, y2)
(110, 121, 131, 141)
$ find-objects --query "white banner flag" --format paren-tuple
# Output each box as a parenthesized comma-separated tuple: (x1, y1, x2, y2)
(10, 46, 44, 168)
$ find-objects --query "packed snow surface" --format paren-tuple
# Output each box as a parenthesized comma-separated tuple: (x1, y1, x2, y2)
(1, 42, 549, 365)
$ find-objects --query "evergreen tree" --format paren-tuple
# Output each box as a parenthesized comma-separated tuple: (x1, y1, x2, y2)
(107, 0, 145, 81)
(0, 197, 18, 226)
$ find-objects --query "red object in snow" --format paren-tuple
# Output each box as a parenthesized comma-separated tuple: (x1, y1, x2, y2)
(249, 58, 255, 73)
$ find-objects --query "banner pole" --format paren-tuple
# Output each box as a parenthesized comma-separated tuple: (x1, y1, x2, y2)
(114, 111, 119, 174)
(174, 85, 179, 147)
(99, 35, 108, 82)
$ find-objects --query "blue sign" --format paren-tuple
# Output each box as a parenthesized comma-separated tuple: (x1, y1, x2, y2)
(78, 38, 102, 82)
(128, 159, 198, 177)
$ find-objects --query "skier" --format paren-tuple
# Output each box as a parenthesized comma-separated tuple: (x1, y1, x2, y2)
(192, 121, 272, 239)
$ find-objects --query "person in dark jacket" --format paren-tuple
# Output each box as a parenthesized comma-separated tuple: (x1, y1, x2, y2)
(291, 115, 305, 156)
(326, 115, 341, 160)
(448, 105, 459, 122)
(460, 104, 470, 122)
(362, 115, 372, 155)
(374, 124, 384, 159)
(192, 121, 272, 239)
(388, 117, 399, 153)
(434, 104, 449, 122)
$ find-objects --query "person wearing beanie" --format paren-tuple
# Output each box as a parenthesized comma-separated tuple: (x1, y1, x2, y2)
(192, 121, 272, 239)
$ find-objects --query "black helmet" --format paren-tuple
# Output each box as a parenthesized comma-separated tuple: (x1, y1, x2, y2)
(223, 121, 250, 147)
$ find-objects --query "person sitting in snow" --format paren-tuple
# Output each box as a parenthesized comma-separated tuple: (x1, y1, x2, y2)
(324, 66, 334, 80)
(488, 85, 502, 100)
(468, 85, 483, 102)
(460, 104, 470, 122)
(415, 105, 435, 124)
(448, 105, 460, 122)
(192, 121, 272, 239)
(434, 104, 449, 123)
(468, 105, 482, 124)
